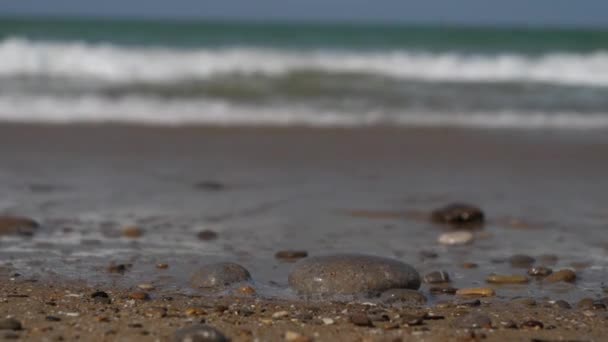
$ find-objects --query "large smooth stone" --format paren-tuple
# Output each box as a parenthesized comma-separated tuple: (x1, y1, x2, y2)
(190, 262, 251, 289)
(288, 254, 420, 295)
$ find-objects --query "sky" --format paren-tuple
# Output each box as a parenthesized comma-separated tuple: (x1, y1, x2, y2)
(1, 0, 607, 28)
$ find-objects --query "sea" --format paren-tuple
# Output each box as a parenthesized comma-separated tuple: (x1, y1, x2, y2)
(1, 17, 608, 128)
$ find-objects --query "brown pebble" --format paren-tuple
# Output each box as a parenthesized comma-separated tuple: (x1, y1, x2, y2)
(544, 269, 576, 283)
(284, 331, 312, 342)
(456, 288, 495, 297)
(107, 263, 131, 274)
(350, 313, 372, 327)
(0, 318, 22, 330)
(486, 274, 529, 284)
(552, 300, 571, 309)
(121, 225, 143, 238)
(238, 285, 256, 296)
(185, 308, 206, 316)
(461, 262, 478, 269)
(430, 203, 484, 226)
(499, 320, 518, 329)
(527, 266, 553, 277)
(275, 250, 308, 261)
(128, 292, 150, 300)
(197, 230, 218, 241)
(145, 307, 167, 318)
(156, 263, 169, 269)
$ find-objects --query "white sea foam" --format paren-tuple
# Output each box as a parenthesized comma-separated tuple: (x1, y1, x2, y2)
(0, 94, 607, 129)
(1, 37, 608, 86)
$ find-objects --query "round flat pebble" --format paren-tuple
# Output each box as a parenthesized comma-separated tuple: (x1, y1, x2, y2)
(544, 269, 576, 283)
(288, 254, 420, 295)
(438, 231, 473, 245)
(190, 262, 252, 289)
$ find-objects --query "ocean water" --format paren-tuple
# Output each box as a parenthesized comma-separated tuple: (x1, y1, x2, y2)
(1, 18, 608, 128)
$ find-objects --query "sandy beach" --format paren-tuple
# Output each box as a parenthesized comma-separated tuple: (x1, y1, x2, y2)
(1, 124, 608, 340)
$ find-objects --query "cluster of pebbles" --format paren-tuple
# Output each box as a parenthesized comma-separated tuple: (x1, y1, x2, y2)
(0, 202, 597, 340)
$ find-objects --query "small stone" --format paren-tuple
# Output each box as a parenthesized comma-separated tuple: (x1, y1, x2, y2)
(272, 311, 289, 319)
(430, 203, 484, 226)
(173, 324, 228, 342)
(138, 284, 155, 291)
(438, 231, 473, 245)
(423, 271, 450, 284)
(552, 300, 571, 309)
(486, 274, 529, 284)
(129, 292, 150, 300)
(45, 316, 61, 322)
(350, 313, 372, 327)
(509, 254, 535, 268)
(527, 266, 553, 277)
(197, 230, 218, 241)
(455, 299, 481, 307)
(455, 288, 495, 297)
(544, 269, 576, 283)
(499, 320, 517, 329)
(0, 216, 39, 236)
(91, 291, 111, 304)
(275, 250, 308, 262)
(145, 307, 167, 318)
(380, 289, 427, 305)
(520, 320, 543, 329)
(0, 319, 22, 330)
(238, 285, 256, 296)
(156, 263, 169, 269)
(284, 331, 312, 342)
(121, 226, 143, 238)
(288, 254, 420, 295)
(185, 308, 206, 316)
(461, 262, 478, 269)
(321, 318, 334, 325)
(190, 262, 251, 289)
(454, 313, 492, 329)
(107, 263, 131, 274)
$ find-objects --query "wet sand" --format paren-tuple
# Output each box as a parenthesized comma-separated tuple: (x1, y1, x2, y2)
(1, 123, 608, 340)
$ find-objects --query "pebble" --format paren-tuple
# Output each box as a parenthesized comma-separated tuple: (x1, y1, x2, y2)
(275, 250, 308, 262)
(438, 231, 473, 245)
(509, 254, 535, 268)
(380, 289, 427, 305)
(284, 331, 312, 342)
(544, 269, 576, 283)
(423, 271, 450, 284)
(430, 203, 484, 226)
(238, 285, 256, 296)
(272, 311, 289, 319)
(173, 324, 228, 342)
(321, 318, 335, 325)
(190, 262, 252, 289)
(288, 254, 420, 295)
(350, 313, 372, 327)
(486, 274, 529, 284)
(0, 216, 39, 236)
(138, 283, 155, 291)
(455, 288, 495, 297)
(45, 316, 61, 322)
(91, 291, 111, 304)
(129, 292, 150, 300)
(454, 313, 492, 329)
(461, 262, 478, 269)
(521, 319, 544, 329)
(577, 298, 594, 310)
(107, 263, 131, 274)
(527, 266, 553, 277)
(121, 225, 143, 238)
(499, 320, 518, 329)
(197, 230, 219, 241)
(0, 319, 22, 330)
(156, 263, 169, 269)
(551, 300, 571, 309)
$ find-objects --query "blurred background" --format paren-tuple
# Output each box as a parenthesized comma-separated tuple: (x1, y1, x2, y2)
(0, 0, 607, 128)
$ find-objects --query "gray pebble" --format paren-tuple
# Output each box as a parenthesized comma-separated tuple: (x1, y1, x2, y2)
(173, 324, 228, 342)
(380, 289, 427, 305)
(453, 313, 492, 329)
(0, 319, 22, 330)
(190, 262, 251, 289)
(288, 254, 420, 295)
